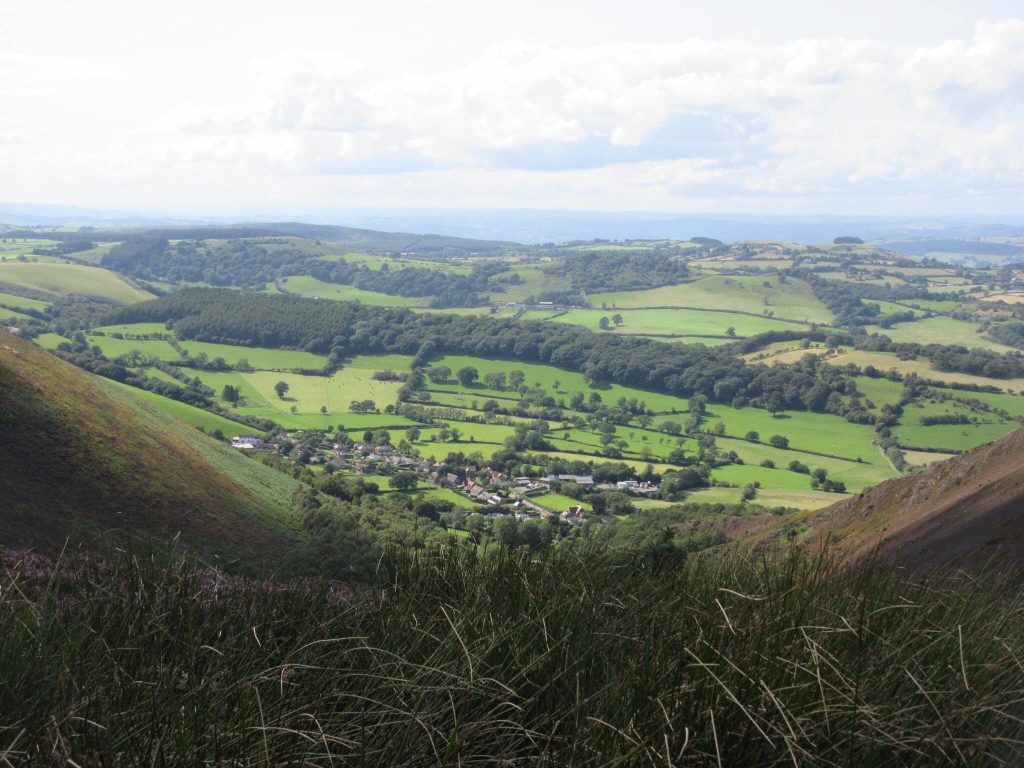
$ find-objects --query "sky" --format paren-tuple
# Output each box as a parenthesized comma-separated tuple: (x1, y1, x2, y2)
(1, 0, 1023, 218)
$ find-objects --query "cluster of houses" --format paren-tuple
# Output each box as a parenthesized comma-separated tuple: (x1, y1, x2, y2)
(230, 431, 659, 521)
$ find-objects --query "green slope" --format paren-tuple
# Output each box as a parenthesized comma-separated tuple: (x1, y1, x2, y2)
(0, 331, 304, 565)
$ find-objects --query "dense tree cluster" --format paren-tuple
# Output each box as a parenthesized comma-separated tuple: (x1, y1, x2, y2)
(800, 274, 936, 326)
(101, 238, 504, 307)
(986, 321, 1024, 350)
(107, 288, 855, 415)
(541, 252, 690, 297)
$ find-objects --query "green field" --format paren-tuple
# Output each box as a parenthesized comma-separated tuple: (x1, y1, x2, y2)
(428, 355, 692, 414)
(190, 355, 417, 431)
(551, 308, 801, 338)
(175, 339, 327, 369)
(531, 493, 592, 513)
(0, 291, 50, 311)
(893, 422, 1018, 451)
(279, 276, 430, 307)
(865, 316, 1017, 353)
(110, 381, 252, 435)
(92, 322, 172, 336)
(87, 335, 182, 361)
(243, 368, 403, 416)
(488, 264, 565, 302)
(939, 388, 1024, 418)
(711, 463, 836, 492)
(591, 275, 834, 324)
(86, 323, 330, 370)
(702, 405, 880, 462)
(683, 486, 841, 510)
(0, 263, 154, 303)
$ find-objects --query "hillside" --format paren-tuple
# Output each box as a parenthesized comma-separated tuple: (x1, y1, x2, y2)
(805, 427, 1024, 572)
(7, 221, 518, 254)
(0, 330, 303, 565)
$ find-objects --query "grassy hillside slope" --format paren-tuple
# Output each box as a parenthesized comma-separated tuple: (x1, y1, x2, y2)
(0, 331, 303, 565)
(806, 427, 1024, 572)
(0, 262, 154, 303)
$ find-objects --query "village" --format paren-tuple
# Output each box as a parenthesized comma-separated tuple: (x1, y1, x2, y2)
(230, 430, 660, 525)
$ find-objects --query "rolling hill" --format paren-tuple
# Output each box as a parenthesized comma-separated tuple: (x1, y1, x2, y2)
(805, 427, 1024, 572)
(0, 330, 304, 566)
(7, 221, 518, 254)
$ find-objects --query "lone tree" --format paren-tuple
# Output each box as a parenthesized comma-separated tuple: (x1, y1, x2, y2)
(598, 317, 611, 331)
(274, 381, 290, 399)
(612, 313, 623, 326)
(769, 434, 790, 449)
(427, 365, 451, 384)
(456, 366, 479, 387)
(388, 471, 419, 491)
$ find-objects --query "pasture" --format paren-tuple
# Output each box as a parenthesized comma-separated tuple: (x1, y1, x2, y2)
(702, 405, 880, 462)
(243, 369, 404, 416)
(0, 263, 153, 303)
(428, 354, 693, 413)
(531, 493, 592, 512)
(0, 291, 50, 311)
(174, 339, 327, 370)
(893, 422, 1018, 452)
(590, 275, 834, 324)
(864, 316, 1016, 353)
(551, 308, 801, 338)
(278, 276, 430, 307)
(92, 322, 172, 336)
(87, 335, 182, 361)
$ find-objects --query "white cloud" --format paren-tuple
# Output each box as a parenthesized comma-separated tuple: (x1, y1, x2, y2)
(1, 9, 1023, 214)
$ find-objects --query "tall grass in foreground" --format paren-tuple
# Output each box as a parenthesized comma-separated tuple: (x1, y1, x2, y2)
(0, 543, 1022, 766)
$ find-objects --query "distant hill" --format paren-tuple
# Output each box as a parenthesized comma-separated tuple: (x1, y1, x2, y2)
(0, 331, 304, 567)
(804, 428, 1024, 573)
(5, 221, 519, 254)
(882, 238, 1024, 259)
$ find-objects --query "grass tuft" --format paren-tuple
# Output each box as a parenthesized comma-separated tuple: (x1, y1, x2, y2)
(1, 542, 1022, 765)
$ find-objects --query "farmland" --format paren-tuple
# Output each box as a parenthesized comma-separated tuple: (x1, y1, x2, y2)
(0, 262, 154, 303)
(591, 275, 835, 324)
(42, 315, 908, 501)
(13, 229, 1024, 516)
(551, 307, 803, 338)
(864, 316, 1018, 353)
(277, 275, 431, 306)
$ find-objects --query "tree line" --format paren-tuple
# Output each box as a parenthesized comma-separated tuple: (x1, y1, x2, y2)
(101, 238, 508, 307)
(106, 288, 856, 415)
